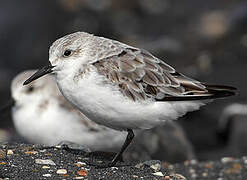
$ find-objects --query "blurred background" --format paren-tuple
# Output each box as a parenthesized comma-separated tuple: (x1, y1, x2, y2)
(0, 0, 246, 163)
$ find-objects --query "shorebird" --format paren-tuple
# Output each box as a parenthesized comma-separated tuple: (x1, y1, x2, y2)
(24, 32, 236, 167)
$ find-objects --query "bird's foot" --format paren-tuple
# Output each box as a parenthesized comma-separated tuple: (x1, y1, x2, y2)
(56, 141, 91, 152)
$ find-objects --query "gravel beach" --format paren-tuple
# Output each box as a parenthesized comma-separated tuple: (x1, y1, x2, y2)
(0, 143, 247, 180)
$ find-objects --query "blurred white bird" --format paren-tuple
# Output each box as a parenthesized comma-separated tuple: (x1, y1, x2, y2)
(9, 70, 126, 150)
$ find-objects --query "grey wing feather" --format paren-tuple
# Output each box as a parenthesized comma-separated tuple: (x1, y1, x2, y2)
(93, 48, 236, 101)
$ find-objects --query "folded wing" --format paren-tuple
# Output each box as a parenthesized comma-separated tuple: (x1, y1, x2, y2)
(93, 48, 236, 102)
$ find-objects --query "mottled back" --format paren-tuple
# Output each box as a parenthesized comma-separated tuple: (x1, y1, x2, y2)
(93, 47, 208, 102)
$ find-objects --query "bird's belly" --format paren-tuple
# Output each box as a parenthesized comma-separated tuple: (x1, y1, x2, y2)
(57, 72, 205, 130)
(58, 74, 163, 130)
(70, 88, 157, 130)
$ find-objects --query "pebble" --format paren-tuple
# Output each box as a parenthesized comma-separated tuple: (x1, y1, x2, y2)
(152, 172, 164, 177)
(35, 159, 56, 166)
(25, 151, 38, 155)
(150, 163, 161, 172)
(135, 160, 161, 171)
(74, 177, 84, 179)
(135, 163, 143, 169)
(77, 169, 88, 176)
(202, 172, 208, 177)
(43, 174, 52, 177)
(189, 168, 195, 174)
(75, 162, 86, 167)
(111, 167, 118, 170)
(56, 169, 67, 175)
(204, 162, 213, 169)
(221, 157, 234, 164)
(7, 150, 14, 155)
(82, 157, 89, 161)
(45, 153, 52, 156)
(170, 174, 187, 180)
(42, 166, 50, 169)
(190, 159, 198, 165)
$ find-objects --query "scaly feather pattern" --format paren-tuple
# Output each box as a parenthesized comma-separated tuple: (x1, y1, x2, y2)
(93, 48, 236, 102)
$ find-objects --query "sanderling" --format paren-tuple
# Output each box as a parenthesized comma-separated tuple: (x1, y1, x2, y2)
(7, 70, 126, 150)
(24, 32, 236, 167)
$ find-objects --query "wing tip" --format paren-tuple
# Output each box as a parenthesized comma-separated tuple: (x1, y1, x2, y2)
(204, 84, 237, 91)
(205, 84, 238, 98)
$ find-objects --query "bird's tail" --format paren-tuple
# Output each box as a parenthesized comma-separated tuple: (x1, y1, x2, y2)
(161, 84, 237, 101)
(203, 84, 237, 99)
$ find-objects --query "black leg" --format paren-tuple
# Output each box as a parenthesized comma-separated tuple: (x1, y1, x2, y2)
(109, 129, 134, 166)
(88, 129, 135, 168)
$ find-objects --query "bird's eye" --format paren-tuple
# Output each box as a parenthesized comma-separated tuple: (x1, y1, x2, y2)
(27, 86, 34, 93)
(63, 49, 72, 57)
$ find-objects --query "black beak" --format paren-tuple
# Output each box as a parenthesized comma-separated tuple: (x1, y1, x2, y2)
(23, 63, 55, 85)
(0, 98, 15, 114)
